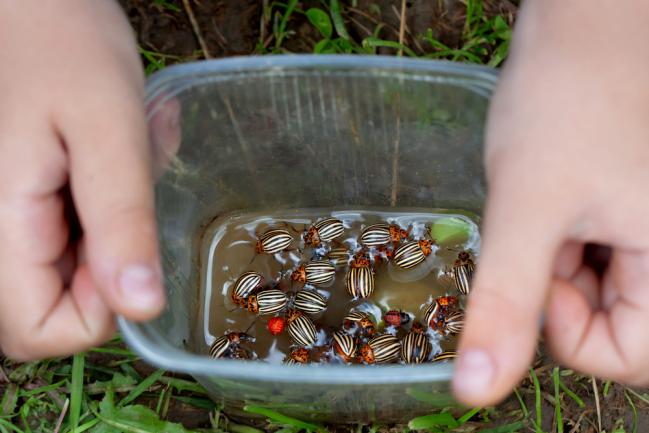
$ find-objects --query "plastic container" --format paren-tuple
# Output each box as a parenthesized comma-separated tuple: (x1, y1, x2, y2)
(119, 55, 497, 424)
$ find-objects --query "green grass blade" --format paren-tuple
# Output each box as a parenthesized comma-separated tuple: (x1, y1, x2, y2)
(20, 380, 67, 397)
(70, 353, 85, 433)
(457, 407, 481, 425)
(408, 412, 458, 430)
(362, 37, 418, 57)
(625, 390, 638, 433)
(158, 377, 208, 395)
(243, 405, 324, 432)
(276, 0, 298, 49)
(0, 419, 24, 433)
(74, 418, 101, 433)
(171, 396, 215, 411)
(0, 384, 18, 417)
(552, 368, 563, 433)
(602, 380, 611, 397)
(513, 388, 528, 418)
(529, 369, 543, 433)
(329, 0, 350, 40)
(558, 380, 585, 408)
(118, 369, 165, 408)
(626, 388, 649, 405)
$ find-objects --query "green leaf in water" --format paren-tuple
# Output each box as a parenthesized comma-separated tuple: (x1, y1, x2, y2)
(428, 216, 473, 245)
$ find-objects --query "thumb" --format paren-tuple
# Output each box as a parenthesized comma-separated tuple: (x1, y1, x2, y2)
(61, 75, 165, 321)
(452, 177, 565, 406)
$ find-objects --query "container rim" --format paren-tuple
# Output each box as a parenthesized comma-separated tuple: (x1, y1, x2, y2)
(119, 55, 497, 385)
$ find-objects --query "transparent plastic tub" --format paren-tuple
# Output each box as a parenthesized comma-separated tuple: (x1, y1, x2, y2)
(119, 55, 497, 424)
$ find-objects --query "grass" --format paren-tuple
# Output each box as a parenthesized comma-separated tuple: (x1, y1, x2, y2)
(2, 0, 648, 432)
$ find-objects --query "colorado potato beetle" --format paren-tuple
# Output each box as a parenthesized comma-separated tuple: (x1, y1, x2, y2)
(255, 229, 293, 254)
(359, 334, 401, 364)
(286, 309, 318, 347)
(231, 271, 263, 306)
(401, 331, 432, 364)
(332, 331, 356, 363)
(442, 311, 464, 335)
(293, 290, 327, 315)
(423, 295, 459, 329)
(291, 260, 336, 286)
(209, 331, 254, 359)
(344, 254, 375, 299)
(392, 240, 434, 269)
(246, 289, 288, 315)
(383, 310, 410, 328)
(360, 223, 409, 247)
(343, 311, 376, 337)
(284, 347, 310, 365)
(326, 246, 351, 268)
(452, 251, 475, 295)
(304, 217, 344, 247)
(433, 350, 457, 362)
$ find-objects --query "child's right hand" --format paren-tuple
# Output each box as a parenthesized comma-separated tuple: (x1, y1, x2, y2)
(0, 1, 166, 360)
(454, 0, 649, 406)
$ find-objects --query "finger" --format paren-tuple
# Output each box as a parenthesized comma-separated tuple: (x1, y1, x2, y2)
(453, 175, 570, 406)
(0, 263, 114, 361)
(545, 250, 649, 384)
(553, 241, 583, 280)
(0, 167, 113, 359)
(56, 67, 165, 321)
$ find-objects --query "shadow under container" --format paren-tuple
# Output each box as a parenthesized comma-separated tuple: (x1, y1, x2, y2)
(119, 55, 497, 424)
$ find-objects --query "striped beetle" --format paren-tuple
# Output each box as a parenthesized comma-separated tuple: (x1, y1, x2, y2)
(231, 271, 263, 306)
(344, 254, 374, 299)
(284, 347, 310, 365)
(451, 251, 475, 295)
(291, 260, 336, 286)
(360, 223, 409, 247)
(332, 331, 356, 363)
(326, 246, 351, 268)
(246, 289, 288, 315)
(401, 327, 432, 364)
(392, 239, 435, 269)
(209, 331, 254, 359)
(303, 217, 344, 247)
(359, 334, 401, 364)
(424, 295, 459, 330)
(286, 309, 318, 347)
(442, 311, 464, 335)
(255, 228, 293, 254)
(293, 290, 327, 315)
(342, 311, 376, 337)
(433, 350, 457, 362)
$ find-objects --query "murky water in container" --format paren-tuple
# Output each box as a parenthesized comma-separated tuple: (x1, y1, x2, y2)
(194, 208, 480, 363)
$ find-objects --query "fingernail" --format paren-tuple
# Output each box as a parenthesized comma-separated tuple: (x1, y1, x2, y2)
(119, 264, 163, 307)
(453, 349, 495, 397)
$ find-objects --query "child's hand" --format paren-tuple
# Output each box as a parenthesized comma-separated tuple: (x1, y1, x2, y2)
(453, 0, 649, 405)
(0, 1, 165, 360)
